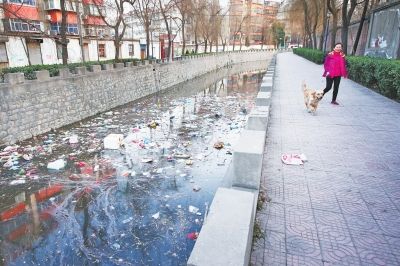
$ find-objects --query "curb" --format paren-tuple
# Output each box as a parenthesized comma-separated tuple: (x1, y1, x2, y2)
(188, 55, 276, 266)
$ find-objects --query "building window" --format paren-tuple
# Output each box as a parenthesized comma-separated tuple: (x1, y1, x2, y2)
(50, 23, 78, 35)
(129, 44, 134, 56)
(9, 19, 41, 32)
(5, 0, 36, 6)
(98, 43, 106, 57)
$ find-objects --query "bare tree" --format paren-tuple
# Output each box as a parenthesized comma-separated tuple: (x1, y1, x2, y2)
(327, 0, 341, 51)
(130, 0, 156, 59)
(95, 0, 130, 61)
(341, 0, 358, 53)
(173, 0, 191, 54)
(351, 0, 370, 55)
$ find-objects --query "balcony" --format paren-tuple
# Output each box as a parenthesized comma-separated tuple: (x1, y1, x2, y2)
(83, 4, 106, 17)
(2, 18, 43, 33)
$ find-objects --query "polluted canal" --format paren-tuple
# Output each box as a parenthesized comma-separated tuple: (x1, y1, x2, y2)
(0, 65, 266, 265)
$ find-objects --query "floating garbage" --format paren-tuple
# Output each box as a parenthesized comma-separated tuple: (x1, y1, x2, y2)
(103, 134, 124, 149)
(141, 158, 153, 163)
(174, 153, 191, 159)
(281, 153, 307, 165)
(69, 135, 79, 144)
(185, 160, 193, 166)
(189, 205, 199, 214)
(22, 154, 33, 161)
(193, 186, 201, 192)
(10, 179, 26, 185)
(122, 217, 133, 224)
(147, 121, 159, 129)
(152, 212, 160, 219)
(187, 232, 199, 240)
(47, 159, 66, 170)
(213, 141, 224, 150)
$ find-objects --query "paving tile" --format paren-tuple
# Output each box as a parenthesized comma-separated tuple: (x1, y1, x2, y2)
(251, 53, 400, 265)
(320, 241, 361, 266)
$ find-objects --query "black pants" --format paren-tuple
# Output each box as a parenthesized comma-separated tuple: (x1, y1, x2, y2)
(323, 76, 341, 102)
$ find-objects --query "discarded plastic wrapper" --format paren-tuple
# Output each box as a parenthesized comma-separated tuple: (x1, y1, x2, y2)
(104, 134, 124, 149)
(281, 153, 307, 165)
(187, 232, 199, 240)
(213, 141, 224, 150)
(47, 159, 66, 170)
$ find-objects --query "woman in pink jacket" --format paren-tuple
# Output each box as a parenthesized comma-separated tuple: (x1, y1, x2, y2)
(322, 43, 348, 105)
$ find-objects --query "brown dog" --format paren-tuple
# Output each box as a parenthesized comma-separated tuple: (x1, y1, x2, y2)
(302, 81, 324, 114)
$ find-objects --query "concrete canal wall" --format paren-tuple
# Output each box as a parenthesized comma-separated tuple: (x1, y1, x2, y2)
(0, 50, 273, 145)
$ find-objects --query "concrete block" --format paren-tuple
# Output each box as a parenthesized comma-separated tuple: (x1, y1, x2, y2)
(260, 85, 272, 92)
(102, 64, 113, 70)
(262, 76, 272, 83)
(89, 65, 101, 72)
(4, 73, 25, 85)
(247, 106, 269, 131)
(125, 62, 133, 67)
(34, 70, 50, 81)
(187, 187, 256, 266)
(58, 68, 70, 78)
(133, 61, 141, 66)
(232, 130, 265, 190)
(75, 66, 87, 75)
(255, 91, 271, 107)
(114, 63, 125, 69)
(143, 60, 149, 65)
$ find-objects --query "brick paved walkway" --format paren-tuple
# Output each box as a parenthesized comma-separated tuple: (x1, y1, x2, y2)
(251, 52, 400, 265)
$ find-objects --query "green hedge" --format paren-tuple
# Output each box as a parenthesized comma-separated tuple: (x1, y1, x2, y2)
(293, 48, 400, 101)
(0, 58, 140, 82)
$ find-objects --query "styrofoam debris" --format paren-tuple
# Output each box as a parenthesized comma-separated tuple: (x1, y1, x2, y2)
(152, 212, 160, 219)
(189, 205, 199, 214)
(47, 159, 66, 170)
(103, 134, 124, 149)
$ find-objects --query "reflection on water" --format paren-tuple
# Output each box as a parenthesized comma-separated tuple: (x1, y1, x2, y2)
(0, 65, 266, 265)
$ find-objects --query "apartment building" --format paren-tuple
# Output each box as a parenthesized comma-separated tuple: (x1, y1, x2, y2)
(229, 0, 279, 46)
(0, 0, 140, 68)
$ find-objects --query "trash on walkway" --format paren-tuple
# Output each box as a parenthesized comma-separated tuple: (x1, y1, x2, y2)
(104, 134, 124, 149)
(193, 186, 201, 192)
(281, 153, 307, 165)
(147, 121, 159, 129)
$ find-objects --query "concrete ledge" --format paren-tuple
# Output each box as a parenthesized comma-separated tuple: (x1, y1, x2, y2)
(34, 70, 50, 81)
(4, 73, 25, 85)
(90, 65, 102, 72)
(114, 63, 125, 69)
(187, 187, 256, 266)
(262, 76, 272, 83)
(255, 91, 271, 107)
(247, 106, 270, 131)
(76, 66, 87, 75)
(125, 62, 133, 67)
(232, 130, 266, 190)
(58, 68, 70, 78)
(102, 64, 113, 70)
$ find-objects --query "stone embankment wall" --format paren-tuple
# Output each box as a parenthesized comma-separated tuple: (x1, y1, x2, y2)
(0, 50, 272, 145)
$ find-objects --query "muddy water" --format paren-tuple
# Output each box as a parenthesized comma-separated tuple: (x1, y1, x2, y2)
(0, 64, 266, 265)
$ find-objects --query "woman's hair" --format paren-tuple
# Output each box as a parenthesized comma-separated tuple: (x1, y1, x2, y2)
(334, 42, 343, 47)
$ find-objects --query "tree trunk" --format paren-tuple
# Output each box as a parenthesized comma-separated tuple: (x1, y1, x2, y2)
(319, 0, 327, 50)
(204, 39, 207, 53)
(351, 0, 369, 55)
(330, 14, 338, 51)
(302, 0, 312, 48)
(341, 0, 357, 54)
(60, 0, 68, 65)
(181, 19, 186, 55)
(145, 22, 150, 59)
(209, 41, 212, 53)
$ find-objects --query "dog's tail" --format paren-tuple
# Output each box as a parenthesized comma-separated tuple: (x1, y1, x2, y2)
(301, 80, 307, 91)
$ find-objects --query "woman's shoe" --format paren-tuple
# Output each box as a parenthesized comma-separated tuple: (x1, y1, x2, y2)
(331, 101, 339, 105)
